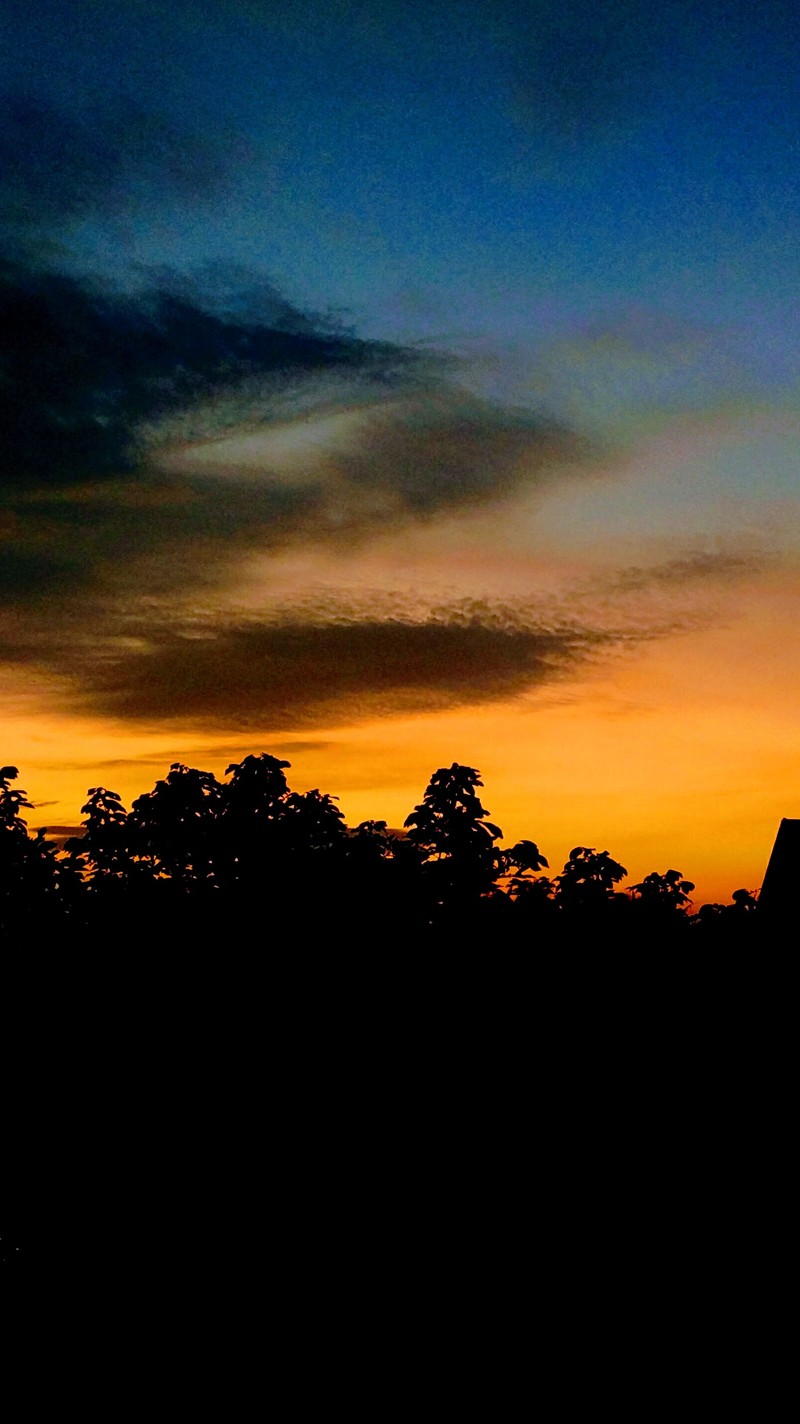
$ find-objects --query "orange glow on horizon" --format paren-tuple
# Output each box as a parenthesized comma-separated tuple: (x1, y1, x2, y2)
(5, 407, 798, 916)
(8, 591, 796, 913)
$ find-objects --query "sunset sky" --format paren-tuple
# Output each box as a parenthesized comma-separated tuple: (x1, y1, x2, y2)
(2, 0, 799, 906)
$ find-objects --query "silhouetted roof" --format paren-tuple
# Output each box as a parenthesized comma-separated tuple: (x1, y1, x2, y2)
(758, 819, 800, 918)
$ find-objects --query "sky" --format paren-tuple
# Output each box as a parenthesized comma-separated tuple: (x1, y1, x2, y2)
(2, 0, 799, 906)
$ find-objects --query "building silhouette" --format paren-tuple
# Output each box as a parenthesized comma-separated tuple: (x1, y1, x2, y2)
(758, 818, 800, 921)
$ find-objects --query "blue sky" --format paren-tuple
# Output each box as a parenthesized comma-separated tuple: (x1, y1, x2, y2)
(5, 0, 800, 353)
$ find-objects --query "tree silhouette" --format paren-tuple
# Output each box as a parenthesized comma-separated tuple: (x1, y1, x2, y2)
(276, 787, 349, 926)
(218, 753, 292, 889)
(503, 839, 549, 888)
(0, 765, 61, 929)
(128, 762, 223, 883)
(0, 752, 776, 945)
(0, 765, 32, 835)
(65, 787, 130, 883)
(404, 764, 504, 923)
(223, 753, 291, 826)
(499, 838, 552, 934)
(692, 886, 761, 943)
(348, 819, 394, 867)
(555, 847, 628, 916)
(282, 788, 346, 855)
(630, 869, 694, 920)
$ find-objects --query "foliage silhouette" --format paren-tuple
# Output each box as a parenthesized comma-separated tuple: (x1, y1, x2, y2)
(630, 869, 694, 912)
(65, 787, 130, 882)
(0, 753, 779, 945)
(1, 765, 65, 931)
(223, 753, 290, 828)
(128, 762, 223, 884)
(555, 847, 628, 915)
(503, 838, 549, 895)
(0, 765, 31, 834)
(404, 763, 504, 925)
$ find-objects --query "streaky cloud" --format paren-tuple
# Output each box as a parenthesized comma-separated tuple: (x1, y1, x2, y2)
(0, 546, 769, 733)
(0, 254, 596, 614)
(0, 256, 411, 492)
(53, 609, 617, 729)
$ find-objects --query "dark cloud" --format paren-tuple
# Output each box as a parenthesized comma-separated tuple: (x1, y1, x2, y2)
(0, 469, 328, 609)
(0, 256, 401, 492)
(0, 11, 615, 633)
(599, 551, 764, 595)
(47, 607, 616, 729)
(0, 542, 99, 602)
(0, 255, 440, 610)
(0, 547, 765, 733)
(0, 586, 628, 729)
(0, 247, 592, 619)
(7, 576, 716, 732)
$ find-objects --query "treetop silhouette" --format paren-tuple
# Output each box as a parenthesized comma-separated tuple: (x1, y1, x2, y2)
(0, 752, 775, 943)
